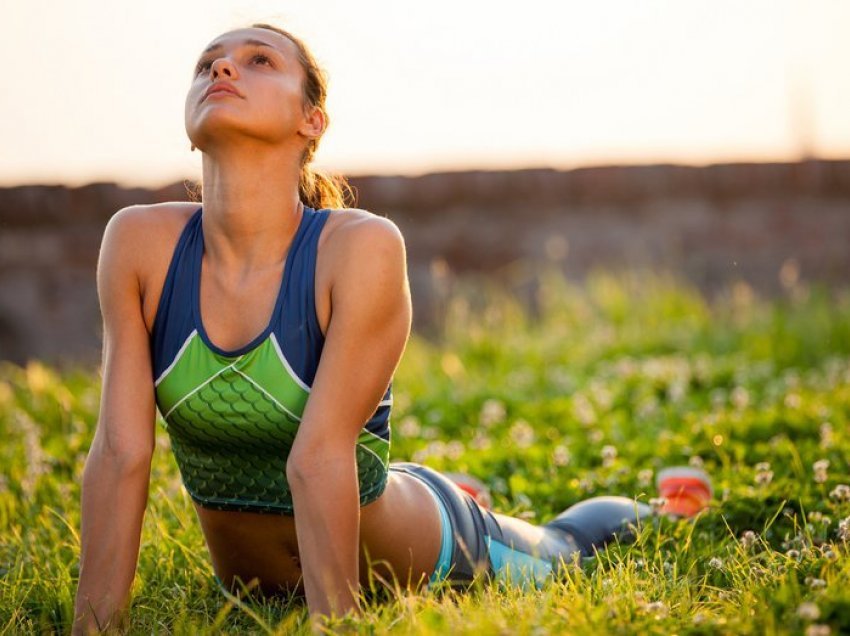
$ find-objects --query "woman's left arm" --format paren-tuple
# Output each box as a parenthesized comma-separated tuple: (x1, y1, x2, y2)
(286, 214, 412, 621)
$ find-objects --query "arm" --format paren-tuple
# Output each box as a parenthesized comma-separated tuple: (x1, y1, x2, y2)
(73, 207, 157, 635)
(286, 214, 412, 622)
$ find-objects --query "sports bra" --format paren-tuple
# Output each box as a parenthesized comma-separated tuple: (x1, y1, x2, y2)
(149, 205, 392, 515)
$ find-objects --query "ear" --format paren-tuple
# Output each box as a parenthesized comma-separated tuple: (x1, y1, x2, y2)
(299, 105, 325, 140)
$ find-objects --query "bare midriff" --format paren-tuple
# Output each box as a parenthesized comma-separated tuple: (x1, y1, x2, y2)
(195, 468, 442, 597)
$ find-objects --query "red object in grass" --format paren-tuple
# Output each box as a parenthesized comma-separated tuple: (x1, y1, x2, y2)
(656, 467, 713, 518)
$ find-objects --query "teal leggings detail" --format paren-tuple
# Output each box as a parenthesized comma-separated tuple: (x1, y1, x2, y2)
(390, 462, 653, 590)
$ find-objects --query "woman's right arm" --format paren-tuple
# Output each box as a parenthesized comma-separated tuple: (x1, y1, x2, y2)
(73, 207, 157, 635)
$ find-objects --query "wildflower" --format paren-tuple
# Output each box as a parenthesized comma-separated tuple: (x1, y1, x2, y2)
(819, 422, 834, 449)
(731, 386, 750, 409)
(784, 393, 802, 409)
(822, 547, 837, 561)
(637, 469, 653, 487)
(643, 601, 668, 617)
(837, 517, 850, 543)
(552, 445, 571, 467)
(829, 484, 850, 502)
(470, 432, 492, 451)
(805, 625, 831, 636)
(786, 549, 801, 559)
(571, 394, 596, 426)
(601, 445, 617, 467)
(708, 557, 723, 570)
(398, 415, 421, 437)
(805, 577, 826, 590)
(813, 459, 829, 484)
(479, 399, 506, 428)
(689, 455, 704, 468)
(796, 602, 821, 621)
(509, 419, 535, 448)
(446, 440, 465, 460)
(755, 462, 774, 486)
(740, 530, 758, 550)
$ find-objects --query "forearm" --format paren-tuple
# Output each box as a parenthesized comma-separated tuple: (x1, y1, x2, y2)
(73, 447, 151, 635)
(288, 451, 360, 620)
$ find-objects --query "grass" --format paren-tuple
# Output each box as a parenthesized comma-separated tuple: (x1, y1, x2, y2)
(1, 267, 849, 634)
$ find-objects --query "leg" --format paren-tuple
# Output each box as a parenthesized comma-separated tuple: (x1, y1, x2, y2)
(389, 462, 656, 591)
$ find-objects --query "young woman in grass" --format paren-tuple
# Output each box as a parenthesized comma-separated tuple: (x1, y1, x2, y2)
(72, 23, 712, 633)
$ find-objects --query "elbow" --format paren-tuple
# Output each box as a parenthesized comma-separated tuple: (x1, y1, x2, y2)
(286, 445, 354, 489)
(89, 440, 153, 477)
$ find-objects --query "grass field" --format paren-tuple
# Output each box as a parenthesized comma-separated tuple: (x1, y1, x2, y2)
(2, 268, 849, 635)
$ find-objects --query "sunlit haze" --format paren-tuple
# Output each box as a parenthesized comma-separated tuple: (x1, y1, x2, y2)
(3, 0, 849, 187)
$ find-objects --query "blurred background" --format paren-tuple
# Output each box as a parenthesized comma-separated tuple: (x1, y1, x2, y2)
(1, 0, 848, 365)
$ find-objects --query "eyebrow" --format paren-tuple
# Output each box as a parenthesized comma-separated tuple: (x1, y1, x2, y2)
(200, 38, 282, 57)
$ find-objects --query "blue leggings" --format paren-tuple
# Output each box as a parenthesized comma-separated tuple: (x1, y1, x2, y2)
(389, 462, 653, 590)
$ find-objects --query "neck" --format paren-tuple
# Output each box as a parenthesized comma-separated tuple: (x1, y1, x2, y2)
(199, 143, 304, 271)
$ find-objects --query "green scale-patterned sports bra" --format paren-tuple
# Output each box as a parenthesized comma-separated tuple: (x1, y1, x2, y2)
(150, 205, 392, 515)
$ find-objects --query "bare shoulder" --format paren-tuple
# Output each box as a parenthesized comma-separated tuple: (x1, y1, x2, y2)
(100, 202, 202, 330)
(321, 207, 406, 257)
(104, 201, 199, 239)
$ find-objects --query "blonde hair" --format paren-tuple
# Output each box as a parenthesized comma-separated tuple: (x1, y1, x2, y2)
(187, 22, 355, 210)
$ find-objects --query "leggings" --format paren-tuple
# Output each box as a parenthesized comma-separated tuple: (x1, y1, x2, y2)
(388, 462, 653, 590)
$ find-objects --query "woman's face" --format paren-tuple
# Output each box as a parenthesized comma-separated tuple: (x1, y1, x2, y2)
(185, 27, 314, 153)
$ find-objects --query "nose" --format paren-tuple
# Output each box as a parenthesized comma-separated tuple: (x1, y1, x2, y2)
(210, 56, 236, 80)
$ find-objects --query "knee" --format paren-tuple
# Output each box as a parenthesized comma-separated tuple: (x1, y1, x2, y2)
(547, 496, 653, 554)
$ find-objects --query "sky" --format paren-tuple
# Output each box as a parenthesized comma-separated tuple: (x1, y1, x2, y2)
(2, 0, 849, 188)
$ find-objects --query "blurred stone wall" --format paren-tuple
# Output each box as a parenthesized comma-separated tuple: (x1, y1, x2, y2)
(1, 159, 848, 366)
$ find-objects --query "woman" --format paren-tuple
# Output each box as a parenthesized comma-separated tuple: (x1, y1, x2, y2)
(72, 23, 712, 633)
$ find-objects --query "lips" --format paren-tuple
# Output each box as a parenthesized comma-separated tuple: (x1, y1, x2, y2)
(203, 82, 241, 101)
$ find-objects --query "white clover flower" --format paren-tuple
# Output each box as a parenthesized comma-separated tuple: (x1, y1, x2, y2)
(398, 415, 421, 437)
(637, 469, 653, 487)
(552, 445, 571, 467)
(571, 394, 597, 426)
(740, 530, 758, 550)
(509, 419, 535, 448)
(784, 393, 802, 409)
(470, 432, 493, 451)
(829, 484, 850, 501)
(755, 462, 771, 472)
(479, 399, 507, 428)
(708, 557, 723, 570)
(797, 602, 821, 621)
(819, 422, 834, 449)
(813, 459, 830, 483)
(805, 625, 831, 636)
(446, 440, 465, 460)
(689, 455, 704, 468)
(643, 601, 668, 617)
(755, 469, 774, 486)
(731, 386, 750, 409)
(806, 577, 827, 590)
(786, 548, 801, 559)
(601, 445, 618, 467)
(837, 516, 850, 543)
(813, 459, 830, 472)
